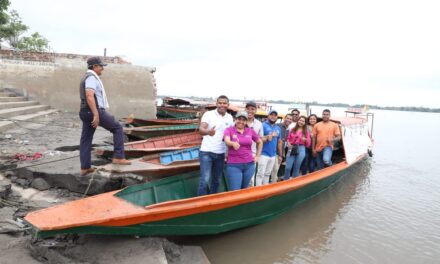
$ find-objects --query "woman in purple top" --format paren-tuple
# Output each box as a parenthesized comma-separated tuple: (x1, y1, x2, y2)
(284, 115, 311, 179)
(224, 111, 263, 191)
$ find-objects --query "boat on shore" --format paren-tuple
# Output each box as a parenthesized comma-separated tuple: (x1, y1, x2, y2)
(96, 132, 202, 158)
(97, 147, 201, 178)
(124, 124, 199, 140)
(156, 106, 205, 119)
(24, 116, 374, 238)
(124, 118, 199, 127)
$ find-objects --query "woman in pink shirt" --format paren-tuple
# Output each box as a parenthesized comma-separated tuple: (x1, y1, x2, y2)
(284, 116, 311, 179)
(224, 111, 263, 191)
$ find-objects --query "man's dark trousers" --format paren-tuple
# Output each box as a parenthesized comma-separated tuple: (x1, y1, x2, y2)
(79, 108, 125, 169)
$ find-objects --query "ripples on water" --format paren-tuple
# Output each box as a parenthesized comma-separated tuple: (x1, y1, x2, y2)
(174, 109, 440, 264)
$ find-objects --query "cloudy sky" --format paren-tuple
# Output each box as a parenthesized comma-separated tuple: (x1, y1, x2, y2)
(9, 0, 440, 107)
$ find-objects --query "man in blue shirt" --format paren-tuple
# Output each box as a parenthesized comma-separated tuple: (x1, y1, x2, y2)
(79, 57, 131, 176)
(255, 110, 283, 186)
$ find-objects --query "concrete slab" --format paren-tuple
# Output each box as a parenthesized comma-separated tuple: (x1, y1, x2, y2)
(0, 105, 50, 118)
(0, 109, 58, 132)
(0, 92, 16, 97)
(29, 236, 169, 264)
(177, 246, 211, 264)
(0, 101, 39, 109)
(0, 96, 26, 102)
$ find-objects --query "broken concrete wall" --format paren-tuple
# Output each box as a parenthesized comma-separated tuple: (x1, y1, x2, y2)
(0, 50, 157, 119)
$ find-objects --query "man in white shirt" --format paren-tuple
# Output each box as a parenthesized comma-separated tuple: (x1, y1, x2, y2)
(245, 101, 264, 155)
(197, 95, 233, 195)
(287, 108, 300, 131)
(245, 101, 263, 186)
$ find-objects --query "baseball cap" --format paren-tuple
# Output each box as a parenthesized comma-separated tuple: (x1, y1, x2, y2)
(245, 101, 257, 108)
(235, 111, 248, 119)
(87, 57, 108, 67)
(268, 110, 278, 115)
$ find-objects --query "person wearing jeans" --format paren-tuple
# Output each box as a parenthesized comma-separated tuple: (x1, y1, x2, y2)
(197, 95, 233, 196)
(79, 57, 131, 176)
(316, 146, 333, 169)
(284, 116, 311, 179)
(312, 109, 341, 169)
(224, 111, 262, 191)
(255, 110, 283, 186)
(301, 114, 318, 175)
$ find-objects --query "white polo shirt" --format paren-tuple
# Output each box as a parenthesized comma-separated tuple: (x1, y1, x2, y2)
(288, 122, 297, 131)
(247, 118, 263, 155)
(200, 109, 233, 154)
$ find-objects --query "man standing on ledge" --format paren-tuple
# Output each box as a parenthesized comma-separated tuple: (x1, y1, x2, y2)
(197, 95, 233, 195)
(79, 57, 131, 176)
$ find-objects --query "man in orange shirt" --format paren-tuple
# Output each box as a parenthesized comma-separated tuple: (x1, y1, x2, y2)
(312, 109, 341, 169)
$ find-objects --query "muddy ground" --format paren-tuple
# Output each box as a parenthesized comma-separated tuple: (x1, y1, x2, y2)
(0, 111, 209, 264)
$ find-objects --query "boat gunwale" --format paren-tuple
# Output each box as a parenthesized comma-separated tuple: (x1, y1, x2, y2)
(27, 154, 367, 231)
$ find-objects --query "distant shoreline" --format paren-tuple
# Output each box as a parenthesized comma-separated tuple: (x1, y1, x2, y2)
(157, 95, 440, 113)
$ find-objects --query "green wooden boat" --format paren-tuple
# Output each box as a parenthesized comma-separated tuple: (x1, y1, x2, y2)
(124, 124, 199, 140)
(24, 157, 368, 238)
(156, 106, 204, 119)
(24, 116, 374, 238)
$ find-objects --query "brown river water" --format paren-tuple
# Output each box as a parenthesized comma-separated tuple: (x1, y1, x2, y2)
(172, 108, 440, 264)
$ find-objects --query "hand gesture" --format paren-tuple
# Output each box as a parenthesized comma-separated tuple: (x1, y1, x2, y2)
(272, 131, 278, 137)
(232, 141, 240, 150)
(267, 134, 273, 141)
(208, 126, 216, 136)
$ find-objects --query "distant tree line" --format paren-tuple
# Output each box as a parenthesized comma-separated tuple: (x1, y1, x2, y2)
(158, 95, 440, 113)
(0, 0, 50, 52)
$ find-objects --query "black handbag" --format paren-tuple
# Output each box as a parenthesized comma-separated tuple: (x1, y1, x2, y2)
(290, 144, 299, 156)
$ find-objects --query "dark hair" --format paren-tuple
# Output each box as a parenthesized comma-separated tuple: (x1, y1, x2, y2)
(285, 113, 293, 119)
(88, 65, 94, 70)
(307, 114, 318, 125)
(323, 109, 331, 114)
(291, 108, 300, 114)
(217, 95, 229, 103)
(291, 115, 308, 137)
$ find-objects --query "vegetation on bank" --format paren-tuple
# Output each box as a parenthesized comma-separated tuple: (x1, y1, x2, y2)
(0, 0, 50, 52)
(158, 95, 440, 113)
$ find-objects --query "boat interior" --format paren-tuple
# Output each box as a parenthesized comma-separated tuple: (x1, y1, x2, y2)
(114, 117, 349, 208)
(114, 147, 346, 208)
(114, 170, 229, 207)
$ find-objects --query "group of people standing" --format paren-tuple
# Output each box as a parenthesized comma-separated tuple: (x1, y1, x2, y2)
(197, 95, 341, 196)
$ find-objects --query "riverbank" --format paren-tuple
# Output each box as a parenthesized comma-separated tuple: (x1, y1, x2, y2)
(0, 111, 209, 264)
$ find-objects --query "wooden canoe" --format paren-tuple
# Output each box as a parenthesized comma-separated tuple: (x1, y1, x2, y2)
(98, 148, 200, 178)
(124, 118, 199, 127)
(124, 124, 199, 140)
(24, 156, 369, 238)
(95, 132, 202, 158)
(24, 116, 374, 238)
(156, 106, 205, 119)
